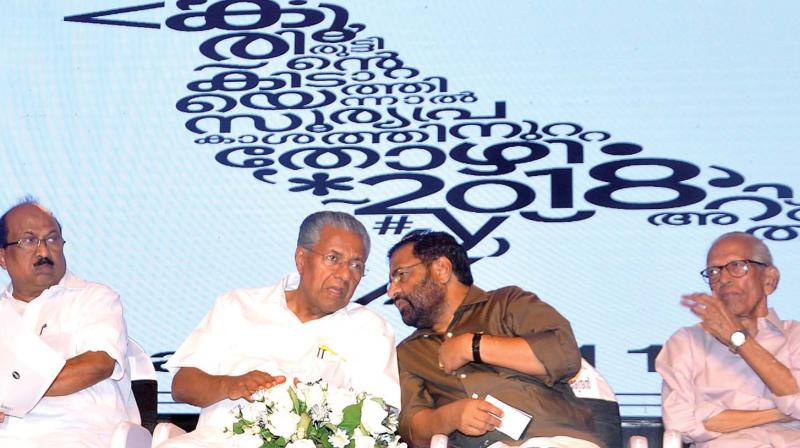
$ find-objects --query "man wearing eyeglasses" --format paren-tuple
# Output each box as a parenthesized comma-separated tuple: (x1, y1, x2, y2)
(0, 198, 138, 447)
(163, 211, 400, 448)
(388, 230, 603, 448)
(657, 231, 800, 447)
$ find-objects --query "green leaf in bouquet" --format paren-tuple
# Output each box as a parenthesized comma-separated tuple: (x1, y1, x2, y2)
(298, 412, 312, 439)
(289, 386, 302, 414)
(339, 402, 363, 433)
(320, 433, 334, 448)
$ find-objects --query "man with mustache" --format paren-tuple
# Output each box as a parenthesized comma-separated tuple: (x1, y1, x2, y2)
(388, 230, 603, 448)
(0, 198, 138, 447)
(162, 211, 400, 448)
(657, 232, 800, 447)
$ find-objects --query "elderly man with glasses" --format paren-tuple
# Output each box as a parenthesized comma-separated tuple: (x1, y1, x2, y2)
(0, 198, 139, 447)
(163, 211, 400, 448)
(657, 231, 800, 447)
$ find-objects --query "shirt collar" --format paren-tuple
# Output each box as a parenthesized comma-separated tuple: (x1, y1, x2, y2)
(760, 307, 785, 336)
(1, 270, 82, 303)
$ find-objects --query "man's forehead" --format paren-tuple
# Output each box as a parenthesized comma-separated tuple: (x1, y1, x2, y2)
(707, 236, 753, 263)
(316, 226, 365, 256)
(389, 244, 416, 266)
(6, 205, 59, 233)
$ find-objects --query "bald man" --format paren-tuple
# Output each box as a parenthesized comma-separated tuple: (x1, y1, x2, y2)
(657, 232, 800, 447)
(0, 198, 138, 447)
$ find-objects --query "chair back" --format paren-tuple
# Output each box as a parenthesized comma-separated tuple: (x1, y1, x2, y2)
(127, 339, 158, 433)
(570, 359, 622, 448)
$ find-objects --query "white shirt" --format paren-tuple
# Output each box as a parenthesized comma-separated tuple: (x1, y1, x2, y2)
(0, 271, 138, 448)
(164, 273, 400, 446)
(657, 308, 800, 447)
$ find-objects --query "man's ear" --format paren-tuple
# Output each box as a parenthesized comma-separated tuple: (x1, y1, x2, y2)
(764, 265, 780, 294)
(294, 246, 306, 274)
(0, 248, 6, 271)
(430, 256, 453, 284)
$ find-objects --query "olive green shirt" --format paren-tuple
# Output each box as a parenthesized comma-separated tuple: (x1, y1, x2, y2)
(397, 285, 603, 448)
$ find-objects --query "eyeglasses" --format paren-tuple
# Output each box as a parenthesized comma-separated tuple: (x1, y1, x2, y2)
(2, 235, 66, 251)
(700, 259, 766, 284)
(389, 262, 425, 285)
(304, 247, 366, 276)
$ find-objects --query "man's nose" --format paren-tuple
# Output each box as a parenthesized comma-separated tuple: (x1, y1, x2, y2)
(387, 281, 401, 302)
(34, 240, 52, 257)
(332, 261, 353, 281)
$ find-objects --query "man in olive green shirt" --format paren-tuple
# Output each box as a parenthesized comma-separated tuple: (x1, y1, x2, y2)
(388, 230, 602, 448)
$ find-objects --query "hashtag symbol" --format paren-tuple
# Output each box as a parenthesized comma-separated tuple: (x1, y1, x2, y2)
(373, 215, 414, 235)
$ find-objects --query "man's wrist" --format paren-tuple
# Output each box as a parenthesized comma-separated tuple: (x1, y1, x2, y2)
(729, 329, 750, 353)
(472, 333, 483, 363)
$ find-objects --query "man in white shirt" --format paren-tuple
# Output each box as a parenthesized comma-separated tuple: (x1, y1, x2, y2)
(657, 232, 800, 447)
(0, 198, 138, 447)
(163, 211, 400, 448)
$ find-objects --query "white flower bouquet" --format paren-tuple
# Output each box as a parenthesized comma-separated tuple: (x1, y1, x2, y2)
(225, 380, 406, 448)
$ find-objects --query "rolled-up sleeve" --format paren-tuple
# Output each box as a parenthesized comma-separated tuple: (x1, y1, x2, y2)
(73, 285, 128, 381)
(656, 328, 722, 444)
(502, 288, 581, 386)
(165, 293, 233, 375)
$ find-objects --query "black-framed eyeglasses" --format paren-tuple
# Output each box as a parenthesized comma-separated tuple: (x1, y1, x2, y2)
(2, 235, 66, 251)
(700, 259, 766, 284)
(304, 247, 367, 276)
(389, 261, 426, 285)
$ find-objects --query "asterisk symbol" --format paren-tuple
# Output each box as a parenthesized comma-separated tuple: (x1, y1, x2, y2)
(289, 172, 354, 196)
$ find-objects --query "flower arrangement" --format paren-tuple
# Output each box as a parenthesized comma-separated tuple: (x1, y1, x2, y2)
(225, 380, 406, 448)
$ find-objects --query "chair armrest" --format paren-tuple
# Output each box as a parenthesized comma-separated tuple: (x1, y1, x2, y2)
(110, 421, 153, 448)
(152, 422, 188, 447)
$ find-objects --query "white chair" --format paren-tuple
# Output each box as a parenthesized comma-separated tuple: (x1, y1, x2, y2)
(152, 422, 188, 447)
(110, 339, 156, 448)
(112, 421, 153, 448)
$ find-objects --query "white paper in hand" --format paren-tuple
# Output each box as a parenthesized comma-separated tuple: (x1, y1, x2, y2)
(484, 394, 532, 440)
(0, 306, 66, 417)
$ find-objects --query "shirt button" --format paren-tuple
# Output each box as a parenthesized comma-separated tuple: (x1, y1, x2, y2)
(459, 373, 467, 379)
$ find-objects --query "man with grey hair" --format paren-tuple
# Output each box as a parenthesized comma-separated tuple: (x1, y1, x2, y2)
(164, 211, 400, 448)
(657, 231, 800, 447)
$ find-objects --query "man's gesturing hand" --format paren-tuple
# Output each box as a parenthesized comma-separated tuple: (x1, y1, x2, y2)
(223, 370, 286, 401)
(681, 293, 743, 345)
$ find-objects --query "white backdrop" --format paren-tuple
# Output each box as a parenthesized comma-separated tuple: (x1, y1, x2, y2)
(2, 1, 799, 416)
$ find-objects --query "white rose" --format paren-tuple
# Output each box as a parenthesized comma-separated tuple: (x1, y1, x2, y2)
(232, 433, 264, 448)
(240, 401, 265, 423)
(287, 440, 316, 448)
(303, 381, 327, 410)
(360, 398, 389, 435)
(327, 387, 358, 425)
(267, 409, 301, 439)
(267, 383, 295, 412)
(354, 434, 376, 448)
